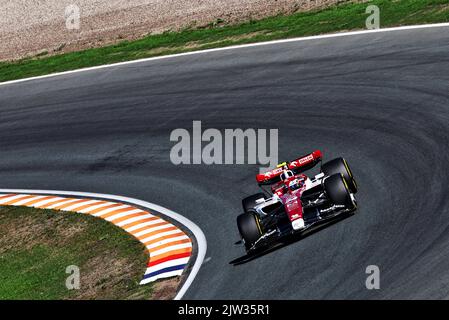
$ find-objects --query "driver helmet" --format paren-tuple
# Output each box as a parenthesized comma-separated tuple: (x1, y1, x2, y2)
(288, 178, 303, 191)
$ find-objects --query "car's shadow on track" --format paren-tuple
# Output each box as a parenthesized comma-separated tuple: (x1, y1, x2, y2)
(229, 212, 355, 266)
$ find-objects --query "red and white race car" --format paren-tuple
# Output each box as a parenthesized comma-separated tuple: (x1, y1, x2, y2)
(236, 150, 358, 253)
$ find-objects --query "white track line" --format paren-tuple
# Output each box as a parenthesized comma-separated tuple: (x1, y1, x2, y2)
(0, 188, 207, 300)
(1, 23, 449, 87)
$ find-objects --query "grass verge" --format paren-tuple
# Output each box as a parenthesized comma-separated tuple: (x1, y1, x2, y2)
(1, 0, 449, 82)
(0, 206, 177, 300)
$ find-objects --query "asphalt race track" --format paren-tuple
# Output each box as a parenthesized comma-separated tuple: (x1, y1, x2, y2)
(1, 26, 449, 299)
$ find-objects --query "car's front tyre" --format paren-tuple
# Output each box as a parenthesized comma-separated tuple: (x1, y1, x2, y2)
(322, 157, 357, 193)
(237, 212, 263, 250)
(324, 173, 356, 209)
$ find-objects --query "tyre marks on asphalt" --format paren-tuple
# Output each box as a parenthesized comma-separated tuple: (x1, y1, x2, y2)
(0, 193, 192, 284)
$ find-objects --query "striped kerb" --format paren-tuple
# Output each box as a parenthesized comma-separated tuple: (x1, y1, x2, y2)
(0, 193, 192, 284)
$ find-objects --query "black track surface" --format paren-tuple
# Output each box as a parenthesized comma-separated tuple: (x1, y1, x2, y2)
(1, 27, 449, 299)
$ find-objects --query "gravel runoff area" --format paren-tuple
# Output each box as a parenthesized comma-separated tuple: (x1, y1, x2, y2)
(0, 0, 349, 61)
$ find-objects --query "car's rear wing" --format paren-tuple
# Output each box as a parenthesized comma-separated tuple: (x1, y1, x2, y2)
(256, 150, 322, 185)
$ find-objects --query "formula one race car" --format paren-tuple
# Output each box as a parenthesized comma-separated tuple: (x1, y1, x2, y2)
(236, 150, 357, 253)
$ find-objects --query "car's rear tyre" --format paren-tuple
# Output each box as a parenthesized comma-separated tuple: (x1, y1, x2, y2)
(237, 212, 263, 250)
(324, 174, 354, 208)
(321, 157, 357, 193)
(242, 193, 267, 212)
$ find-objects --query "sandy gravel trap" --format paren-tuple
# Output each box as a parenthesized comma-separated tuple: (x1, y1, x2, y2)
(0, 0, 346, 61)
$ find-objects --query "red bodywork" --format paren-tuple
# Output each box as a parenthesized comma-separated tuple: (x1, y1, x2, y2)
(256, 150, 322, 185)
(255, 150, 323, 224)
(272, 174, 307, 223)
